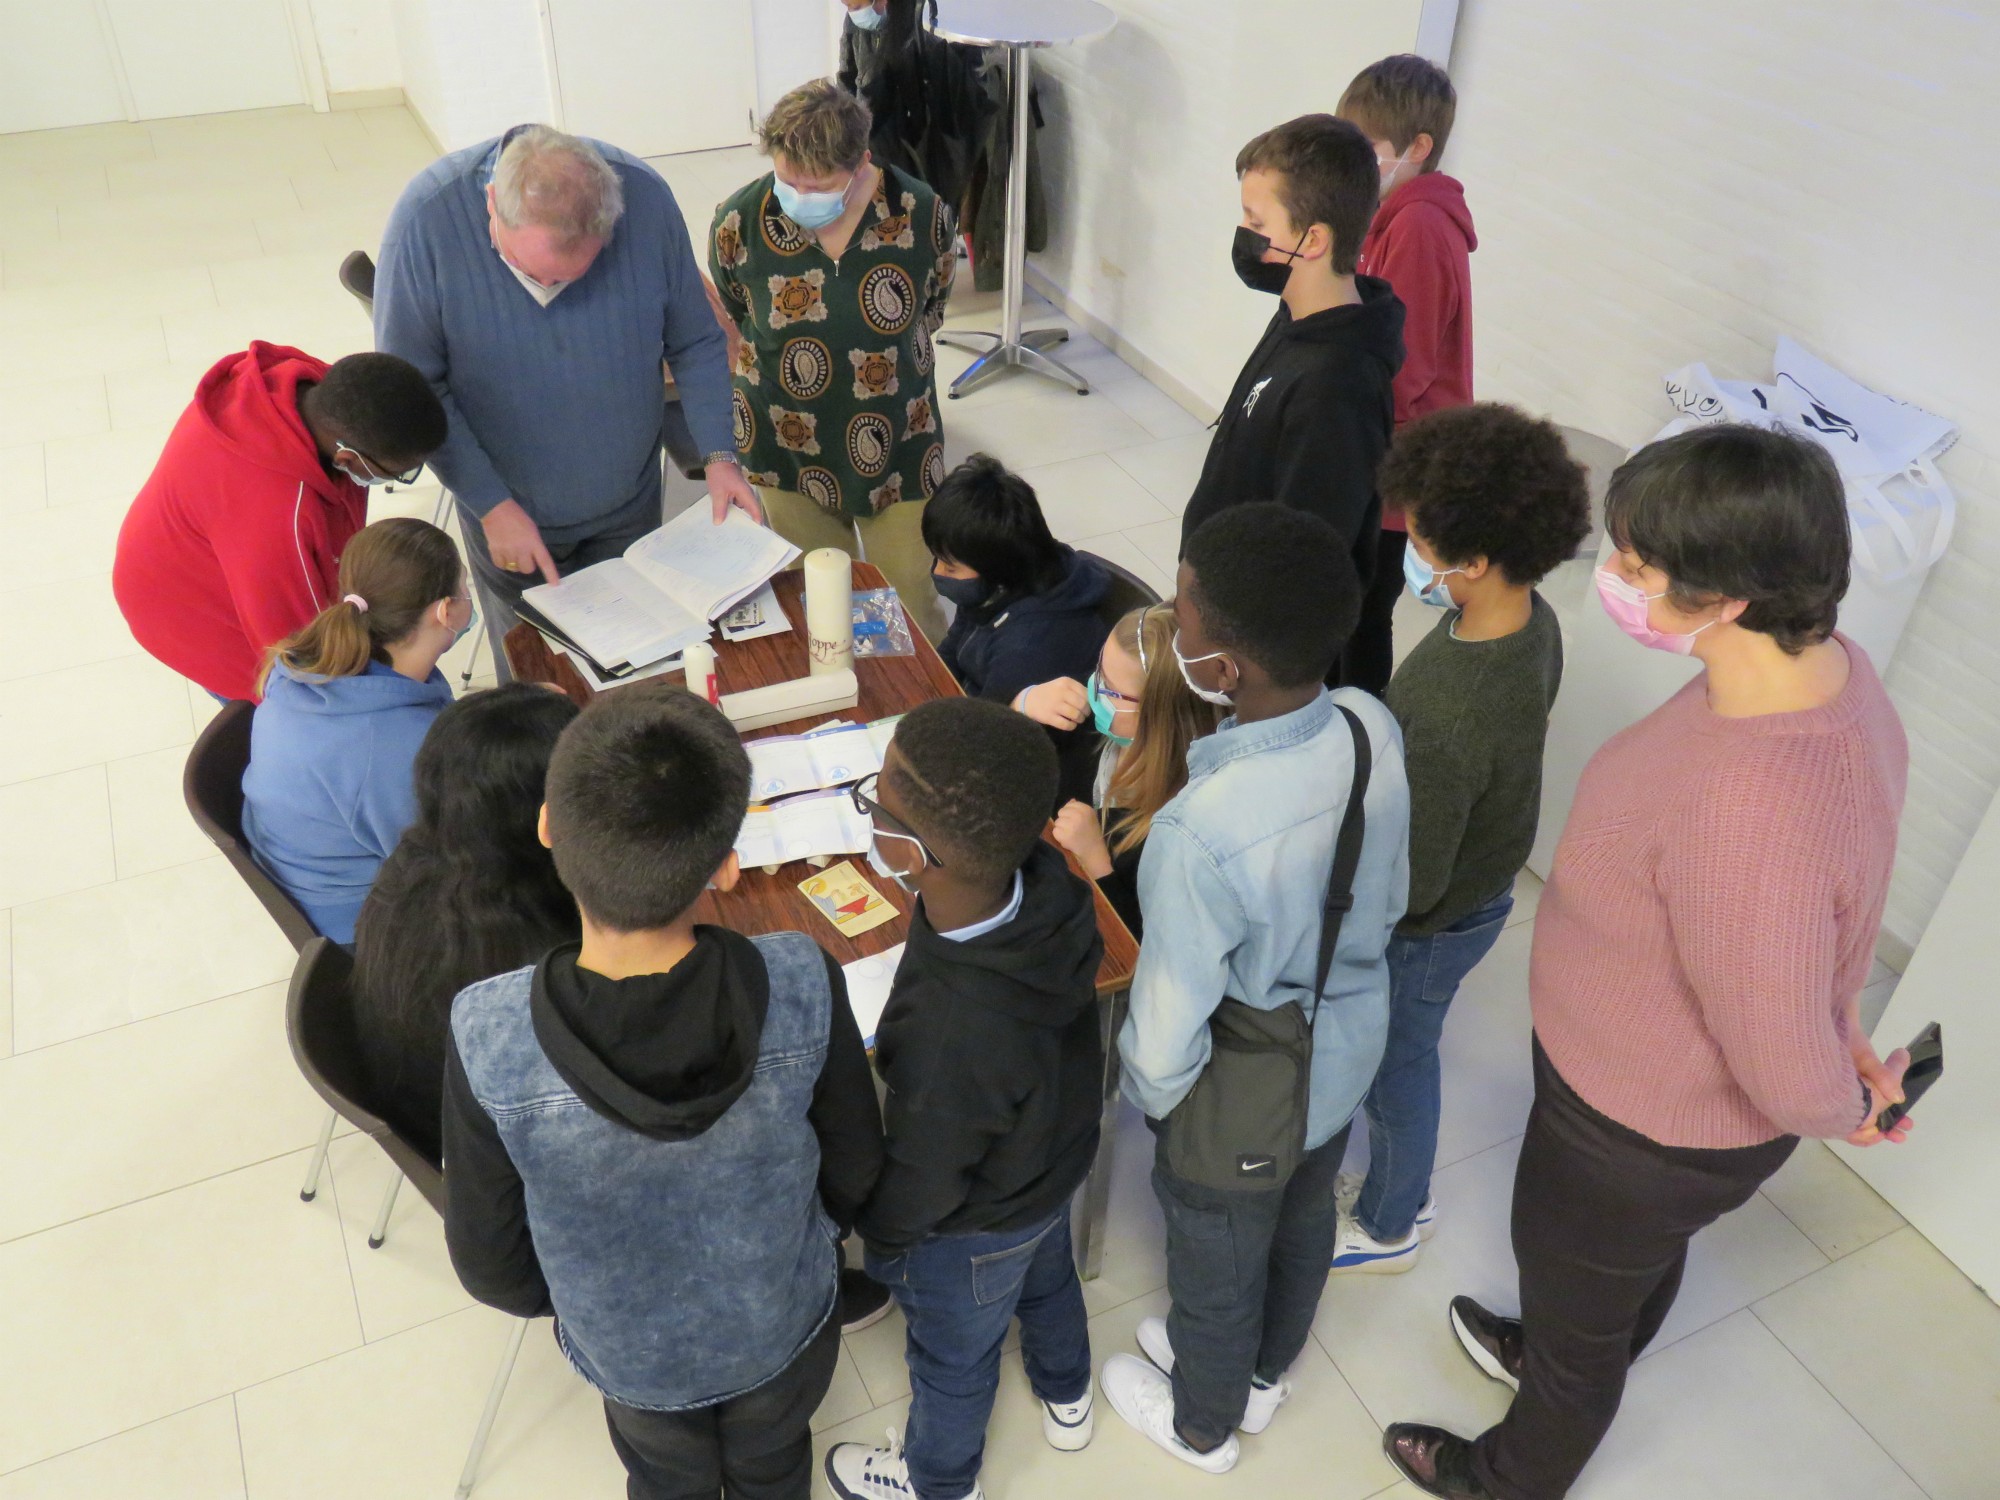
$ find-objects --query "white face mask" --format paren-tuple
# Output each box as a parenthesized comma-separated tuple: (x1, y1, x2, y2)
(501, 252, 568, 306)
(1172, 630, 1236, 708)
(865, 827, 927, 894)
(1378, 149, 1410, 190)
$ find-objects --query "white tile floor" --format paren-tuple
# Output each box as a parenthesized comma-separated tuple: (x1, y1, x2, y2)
(0, 103, 1993, 1500)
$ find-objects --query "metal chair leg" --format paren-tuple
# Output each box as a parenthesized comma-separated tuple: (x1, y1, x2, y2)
(366, 1170, 404, 1249)
(457, 1319, 530, 1499)
(299, 1109, 337, 1202)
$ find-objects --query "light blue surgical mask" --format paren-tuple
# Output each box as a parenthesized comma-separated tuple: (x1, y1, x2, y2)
(1087, 672, 1135, 746)
(774, 173, 854, 230)
(1403, 548, 1465, 609)
(846, 1, 888, 31)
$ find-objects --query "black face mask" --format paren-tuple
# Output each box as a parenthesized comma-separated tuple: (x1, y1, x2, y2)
(1231, 225, 1307, 295)
(932, 572, 992, 611)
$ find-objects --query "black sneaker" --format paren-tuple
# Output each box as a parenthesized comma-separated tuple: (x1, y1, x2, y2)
(840, 1268, 893, 1334)
(1449, 1295, 1524, 1390)
(1383, 1423, 1491, 1498)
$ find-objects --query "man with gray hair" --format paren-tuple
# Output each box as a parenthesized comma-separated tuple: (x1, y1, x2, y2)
(376, 124, 759, 673)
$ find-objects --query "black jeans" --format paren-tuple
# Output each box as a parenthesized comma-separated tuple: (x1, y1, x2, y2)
(1342, 528, 1406, 697)
(1471, 1041, 1797, 1500)
(601, 1313, 840, 1500)
(1151, 1124, 1351, 1451)
(457, 487, 663, 683)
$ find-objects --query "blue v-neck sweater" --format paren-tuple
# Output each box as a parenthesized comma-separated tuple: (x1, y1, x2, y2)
(375, 131, 734, 541)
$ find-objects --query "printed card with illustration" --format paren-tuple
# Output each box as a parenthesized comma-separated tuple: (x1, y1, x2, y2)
(799, 860, 898, 938)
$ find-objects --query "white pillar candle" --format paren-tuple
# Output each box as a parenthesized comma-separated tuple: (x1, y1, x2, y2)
(681, 641, 718, 705)
(804, 547, 854, 677)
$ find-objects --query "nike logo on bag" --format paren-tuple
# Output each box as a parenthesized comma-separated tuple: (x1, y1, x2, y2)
(1239, 1157, 1274, 1173)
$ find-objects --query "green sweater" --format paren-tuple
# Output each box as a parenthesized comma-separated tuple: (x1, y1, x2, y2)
(1385, 592, 1562, 936)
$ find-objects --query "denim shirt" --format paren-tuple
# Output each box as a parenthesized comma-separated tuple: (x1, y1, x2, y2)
(1119, 688, 1410, 1147)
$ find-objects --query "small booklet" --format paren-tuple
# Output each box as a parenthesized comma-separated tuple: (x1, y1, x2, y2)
(842, 942, 907, 1048)
(744, 721, 882, 801)
(734, 788, 873, 870)
(522, 508, 800, 672)
(719, 581, 791, 643)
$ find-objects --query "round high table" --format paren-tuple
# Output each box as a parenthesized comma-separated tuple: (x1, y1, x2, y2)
(930, 0, 1116, 398)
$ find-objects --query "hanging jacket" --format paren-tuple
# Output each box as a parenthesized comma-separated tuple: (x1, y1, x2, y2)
(113, 343, 366, 702)
(1178, 277, 1406, 587)
(240, 659, 453, 943)
(1356, 173, 1478, 528)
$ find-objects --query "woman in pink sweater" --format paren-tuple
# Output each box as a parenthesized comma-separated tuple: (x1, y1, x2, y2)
(1384, 425, 1916, 1500)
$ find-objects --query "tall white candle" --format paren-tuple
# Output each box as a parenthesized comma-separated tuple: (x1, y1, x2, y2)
(681, 641, 718, 706)
(804, 548, 854, 677)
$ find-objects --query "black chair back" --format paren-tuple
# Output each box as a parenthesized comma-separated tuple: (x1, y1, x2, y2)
(183, 700, 321, 951)
(287, 937, 446, 1209)
(1079, 549, 1163, 629)
(339, 250, 376, 316)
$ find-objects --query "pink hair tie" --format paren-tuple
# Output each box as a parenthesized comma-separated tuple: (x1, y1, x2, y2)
(343, 593, 369, 612)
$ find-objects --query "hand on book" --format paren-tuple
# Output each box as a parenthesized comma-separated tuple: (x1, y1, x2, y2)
(482, 499, 560, 585)
(707, 460, 765, 526)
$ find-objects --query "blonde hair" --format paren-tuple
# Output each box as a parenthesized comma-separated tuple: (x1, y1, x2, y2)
(260, 519, 462, 695)
(491, 124, 625, 244)
(1103, 603, 1218, 857)
(758, 79, 872, 175)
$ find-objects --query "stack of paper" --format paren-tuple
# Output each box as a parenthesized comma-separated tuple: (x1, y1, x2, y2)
(842, 943, 905, 1048)
(521, 508, 801, 675)
(735, 789, 873, 870)
(744, 722, 883, 801)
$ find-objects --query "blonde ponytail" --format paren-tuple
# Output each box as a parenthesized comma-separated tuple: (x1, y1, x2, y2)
(260, 518, 462, 695)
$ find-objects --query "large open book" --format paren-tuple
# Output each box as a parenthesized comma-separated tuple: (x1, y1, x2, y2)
(520, 508, 801, 674)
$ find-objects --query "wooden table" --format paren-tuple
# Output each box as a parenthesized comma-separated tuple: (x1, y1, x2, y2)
(505, 560, 1138, 1277)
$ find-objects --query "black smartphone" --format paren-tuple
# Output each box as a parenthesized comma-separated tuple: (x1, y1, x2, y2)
(1875, 1021, 1942, 1133)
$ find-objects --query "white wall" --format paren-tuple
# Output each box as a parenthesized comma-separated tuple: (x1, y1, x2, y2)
(1029, 0, 1429, 415)
(389, 0, 553, 151)
(1442, 0, 2000, 951)
(306, 0, 402, 95)
(750, 0, 844, 116)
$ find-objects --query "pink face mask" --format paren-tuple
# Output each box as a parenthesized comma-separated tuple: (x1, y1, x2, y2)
(1594, 567, 1717, 656)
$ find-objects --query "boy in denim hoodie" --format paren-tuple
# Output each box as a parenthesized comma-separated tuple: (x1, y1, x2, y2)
(443, 684, 882, 1499)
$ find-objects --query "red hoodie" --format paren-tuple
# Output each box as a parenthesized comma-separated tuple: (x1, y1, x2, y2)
(113, 343, 367, 702)
(1356, 172, 1477, 528)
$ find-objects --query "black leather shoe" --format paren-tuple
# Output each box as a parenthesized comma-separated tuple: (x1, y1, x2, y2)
(839, 1267, 892, 1333)
(1383, 1423, 1490, 1498)
(1450, 1295, 1524, 1390)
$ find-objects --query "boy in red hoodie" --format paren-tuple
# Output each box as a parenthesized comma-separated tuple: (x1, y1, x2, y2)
(1337, 55, 1478, 694)
(113, 344, 447, 702)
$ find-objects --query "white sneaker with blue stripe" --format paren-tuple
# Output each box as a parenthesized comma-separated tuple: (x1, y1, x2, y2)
(1328, 1213, 1422, 1274)
(1334, 1173, 1439, 1241)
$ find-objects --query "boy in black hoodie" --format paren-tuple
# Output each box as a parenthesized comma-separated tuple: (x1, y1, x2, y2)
(826, 698, 1105, 1500)
(1179, 113, 1405, 685)
(442, 684, 883, 1500)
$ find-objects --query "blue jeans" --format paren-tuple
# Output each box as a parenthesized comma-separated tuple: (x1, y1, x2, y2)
(1354, 889, 1514, 1241)
(865, 1211, 1092, 1500)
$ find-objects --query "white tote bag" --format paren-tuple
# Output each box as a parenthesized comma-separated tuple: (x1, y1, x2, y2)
(1658, 337, 1958, 665)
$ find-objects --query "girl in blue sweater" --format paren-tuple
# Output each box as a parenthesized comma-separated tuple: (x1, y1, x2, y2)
(242, 518, 467, 943)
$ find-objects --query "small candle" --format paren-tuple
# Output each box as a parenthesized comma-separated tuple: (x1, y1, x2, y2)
(681, 641, 719, 706)
(804, 547, 854, 677)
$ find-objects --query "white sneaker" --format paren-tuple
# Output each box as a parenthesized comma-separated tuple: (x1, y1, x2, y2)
(824, 1430, 985, 1500)
(1101, 1354, 1240, 1473)
(1328, 1214, 1422, 1274)
(1041, 1387, 1095, 1450)
(1134, 1316, 1292, 1436)
(1335, 1173, 1438, 1241)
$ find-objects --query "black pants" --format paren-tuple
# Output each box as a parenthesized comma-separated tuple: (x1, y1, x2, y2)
(1341, 528, 1406, 696)
(1472, 1041, 1796, 1500)
(602, 1313, 841, 1500)
(1152, 1125, 1351, 1451)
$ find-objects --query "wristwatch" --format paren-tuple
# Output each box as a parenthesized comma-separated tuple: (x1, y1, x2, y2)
(703, 451, 740, 471)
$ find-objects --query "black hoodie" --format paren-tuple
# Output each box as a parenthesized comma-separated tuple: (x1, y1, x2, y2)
(442, 928, 883, 1318)
(857, 842, 1106, 1254)
(1178, 275, 1406, 586)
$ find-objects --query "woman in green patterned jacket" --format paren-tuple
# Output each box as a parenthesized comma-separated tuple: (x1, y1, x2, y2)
(712, 79, 955, 642)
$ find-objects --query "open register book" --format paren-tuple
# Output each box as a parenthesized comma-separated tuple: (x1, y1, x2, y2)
(520, 507, 800, 674)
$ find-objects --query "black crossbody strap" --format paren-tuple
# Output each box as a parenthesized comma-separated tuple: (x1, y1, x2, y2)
(1309, 704, 1373, 1021)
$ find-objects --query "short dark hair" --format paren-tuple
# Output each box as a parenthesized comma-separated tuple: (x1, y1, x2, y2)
(1336, 54, 1458, 168)
(1183, 503, 1359, 688)
(886, 698, 1055, 886)
(921, 452, 1067, 600)
(544, 684, 750, 931)
(1234, 115, 1379, 276)
(1605, 424, 1850, 655)
(314, 352, 448, 462)
(1382, 403, 1592, 586)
